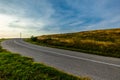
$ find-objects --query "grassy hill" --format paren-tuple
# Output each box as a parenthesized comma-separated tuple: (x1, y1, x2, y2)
(0, 40, 90, 80)
(28, 28, 120, 58)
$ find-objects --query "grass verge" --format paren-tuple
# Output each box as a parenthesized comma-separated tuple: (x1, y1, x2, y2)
(0, 40, 90, 80)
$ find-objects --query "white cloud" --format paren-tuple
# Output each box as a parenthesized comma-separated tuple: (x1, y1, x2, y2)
(0, 14, 15, 27)
(69, 21, 84, 26)
(85, 15, 120, 30)
(0, 14, 51, 38)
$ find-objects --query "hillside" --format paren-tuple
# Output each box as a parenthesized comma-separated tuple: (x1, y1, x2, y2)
(30, 28, 120, 58)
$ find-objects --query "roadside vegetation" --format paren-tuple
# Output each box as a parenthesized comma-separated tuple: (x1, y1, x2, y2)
(0, 40, 90, 80)
(26, 28, 120, 58)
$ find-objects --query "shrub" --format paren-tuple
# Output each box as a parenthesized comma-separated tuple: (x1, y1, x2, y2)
(31, 36, 37, 41)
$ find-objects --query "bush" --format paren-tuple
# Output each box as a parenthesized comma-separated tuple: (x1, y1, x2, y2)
(31, 36, 37, 41)
(0, 46, 2, 51)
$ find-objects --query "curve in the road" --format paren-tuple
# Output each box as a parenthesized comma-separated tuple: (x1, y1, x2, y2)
(14, 40, 120, 68)
(1, 39, 120, 80)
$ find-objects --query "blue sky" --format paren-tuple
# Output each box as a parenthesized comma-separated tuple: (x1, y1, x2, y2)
(0, 0, 120, 38)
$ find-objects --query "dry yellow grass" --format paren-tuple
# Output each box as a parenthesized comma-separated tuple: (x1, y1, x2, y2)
(34, 28, 120, 57)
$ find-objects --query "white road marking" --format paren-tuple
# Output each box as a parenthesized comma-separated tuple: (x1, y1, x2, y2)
(14, 40, 120, 68)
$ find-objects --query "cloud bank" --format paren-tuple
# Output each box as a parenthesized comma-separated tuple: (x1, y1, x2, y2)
(0, 0, 120, 38)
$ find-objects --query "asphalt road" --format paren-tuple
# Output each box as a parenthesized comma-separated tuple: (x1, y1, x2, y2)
(1, 39, 120, 80)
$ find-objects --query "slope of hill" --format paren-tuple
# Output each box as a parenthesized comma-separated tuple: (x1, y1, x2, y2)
(29, 28, 120, 58)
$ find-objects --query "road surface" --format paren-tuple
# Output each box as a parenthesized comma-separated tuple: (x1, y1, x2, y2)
(1, 39, 120, 80)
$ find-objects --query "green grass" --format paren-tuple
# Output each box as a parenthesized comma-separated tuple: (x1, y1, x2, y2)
(26, 28, 120, 58)
(0, 40, 90, 80)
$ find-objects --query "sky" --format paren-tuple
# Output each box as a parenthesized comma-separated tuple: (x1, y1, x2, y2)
(0, 0, 120, 38)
